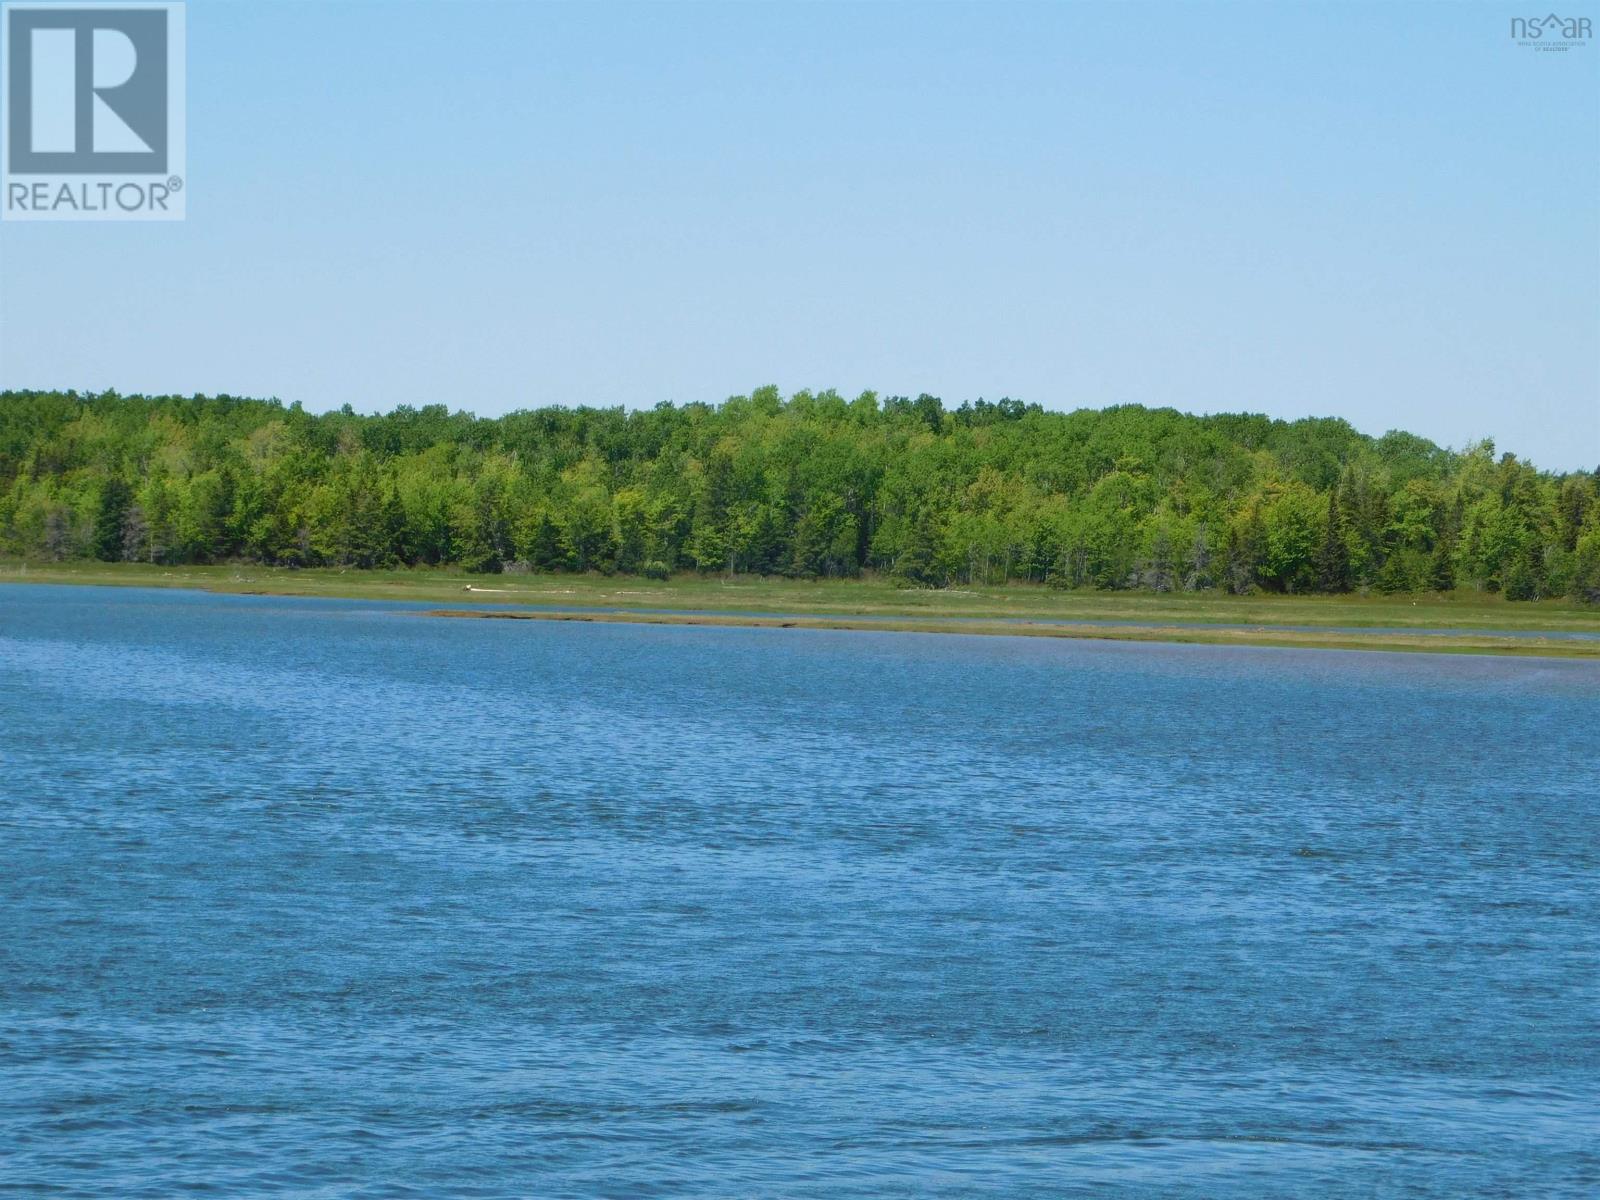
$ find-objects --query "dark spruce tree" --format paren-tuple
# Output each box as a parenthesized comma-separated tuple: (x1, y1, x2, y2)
(92, 478, 132, 562)
(1315, 491, 1351, 593)
(1428, 539, 1456, 593)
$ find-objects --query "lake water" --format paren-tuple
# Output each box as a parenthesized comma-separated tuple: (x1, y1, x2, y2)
(2, 584, 1596, 1198)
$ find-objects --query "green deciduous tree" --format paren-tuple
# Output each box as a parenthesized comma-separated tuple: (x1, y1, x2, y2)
(0, 388, 1591, 603)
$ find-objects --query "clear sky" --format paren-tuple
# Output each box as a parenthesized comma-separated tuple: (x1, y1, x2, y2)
(1, 0, 1596, 468)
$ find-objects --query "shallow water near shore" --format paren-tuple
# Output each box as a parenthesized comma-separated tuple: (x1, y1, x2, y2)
(2, 584, 1597, 1197)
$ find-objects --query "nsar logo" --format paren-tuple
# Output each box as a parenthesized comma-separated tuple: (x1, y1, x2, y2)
(1510, 12, 1592, 51)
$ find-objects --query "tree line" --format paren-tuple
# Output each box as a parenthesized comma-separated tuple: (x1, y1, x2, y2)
(2, 387, 1596, 601)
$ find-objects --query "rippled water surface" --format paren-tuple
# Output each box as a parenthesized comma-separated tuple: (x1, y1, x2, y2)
(2, 584, 1597, 1198)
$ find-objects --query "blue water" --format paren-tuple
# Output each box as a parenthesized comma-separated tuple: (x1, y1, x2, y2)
(2, 584, 1596, 1198)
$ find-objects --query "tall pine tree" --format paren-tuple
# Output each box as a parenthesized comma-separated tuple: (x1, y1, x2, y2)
(93, 478, 131, 562)
(1315, 491, 1351, 593)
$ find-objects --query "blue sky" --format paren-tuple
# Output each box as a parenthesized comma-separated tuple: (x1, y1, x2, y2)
(1, 0, 1596, 468)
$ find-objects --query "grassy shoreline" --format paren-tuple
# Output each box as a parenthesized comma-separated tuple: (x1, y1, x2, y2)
(5, 561, 1599, 657)
(422, 608, 1600, 658)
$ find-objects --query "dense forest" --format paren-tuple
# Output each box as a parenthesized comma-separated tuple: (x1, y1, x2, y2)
(2, 388, 1597, 601)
